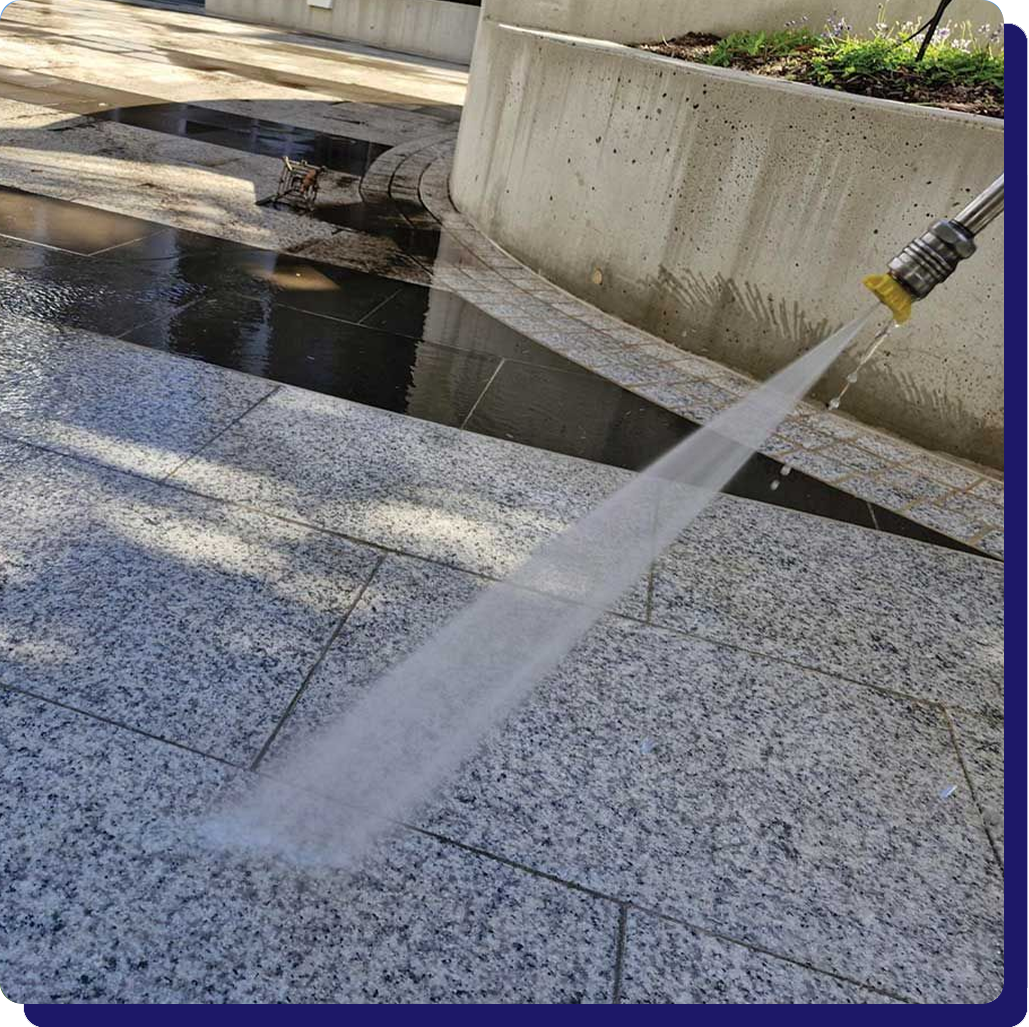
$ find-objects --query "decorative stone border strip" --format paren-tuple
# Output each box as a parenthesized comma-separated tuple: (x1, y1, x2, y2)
(363, 141, 1004, 559)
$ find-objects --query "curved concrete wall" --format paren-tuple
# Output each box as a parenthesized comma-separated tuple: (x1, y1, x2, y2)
(452, 17, 1004, 467)
(483, 0, 1003, 43)
(206, 0, 481, 65)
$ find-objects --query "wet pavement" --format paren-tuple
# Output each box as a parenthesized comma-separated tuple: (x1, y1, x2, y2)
(0, 184, 983, 555)
(0, 3, 1004, 1006)
(95, 102, 392, 175)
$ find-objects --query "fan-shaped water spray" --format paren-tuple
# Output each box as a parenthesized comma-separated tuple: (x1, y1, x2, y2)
(210, 306, 885, 865)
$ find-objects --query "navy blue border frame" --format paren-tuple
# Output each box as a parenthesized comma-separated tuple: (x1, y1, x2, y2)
(18, 21, 1026, 1027)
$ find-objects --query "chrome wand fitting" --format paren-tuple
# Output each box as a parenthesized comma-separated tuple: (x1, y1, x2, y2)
(887, 174, 1004, 300)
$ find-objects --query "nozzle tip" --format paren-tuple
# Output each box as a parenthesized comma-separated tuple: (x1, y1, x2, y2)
(863, 273, 913, 325)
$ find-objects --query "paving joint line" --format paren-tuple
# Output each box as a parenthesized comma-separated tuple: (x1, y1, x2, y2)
(0, 641, 970, 1004)
(941, 706, 1005, 872)
(1, 427, 1002, 723)
(611, 905, 629, 1003)
(458, 357, 505, 429)
(625, 900, 914, 1003)
(0, 679, 247, 771)
(159, 383, 283, 484)
(115, 295, 205, 341)
(5, 672, 909, 1002)
(248, 553, 387, 771)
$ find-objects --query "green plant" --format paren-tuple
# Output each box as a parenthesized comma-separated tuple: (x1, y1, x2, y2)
(707, 28, 820, 67)
(699, 7, 1003, 99)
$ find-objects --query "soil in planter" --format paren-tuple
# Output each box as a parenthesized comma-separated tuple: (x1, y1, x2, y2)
(638, 32, 1003, 118)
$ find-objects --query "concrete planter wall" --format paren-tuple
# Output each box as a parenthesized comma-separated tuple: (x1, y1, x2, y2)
(489, 0, 1002, 44)
(206, 0, 482, 64)
(452, 11, 1004, 467)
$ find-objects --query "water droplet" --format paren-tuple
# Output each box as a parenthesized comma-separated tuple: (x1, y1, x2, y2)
(770, 480, 781, 491)
(780, 465, 792, 477)
(640, 738, 655, 754)
(828, 397, 841, 410)
(846, 372, 859, 384)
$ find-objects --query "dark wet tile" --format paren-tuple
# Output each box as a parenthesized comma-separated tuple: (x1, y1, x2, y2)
(312, 201, 441, 261)
(111, 228, 404, 320)
(0, 187, 160, 256)
(465, 362, 929, 541)
(0, 260, 196, 337)
(0, 234, 81, 271)
(122, 295, 499, 425)
(361, 284, 585, 372)
(871, 505, 986, 558)
(94, 104, 390, 175)
(0, 233, 202, 336)
(0, 191, 984, 559)
(725, 455, 877, 529)
(465, 359, 692, 470)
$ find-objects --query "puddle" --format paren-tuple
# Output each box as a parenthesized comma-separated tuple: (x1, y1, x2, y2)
(0, 186, 160, 255)
(94, 103, 391, 177)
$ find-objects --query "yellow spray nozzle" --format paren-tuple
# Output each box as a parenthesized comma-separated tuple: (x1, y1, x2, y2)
(863, 273, 913, 325)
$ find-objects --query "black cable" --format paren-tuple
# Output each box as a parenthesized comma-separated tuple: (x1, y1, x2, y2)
(915, 0, 956, 60)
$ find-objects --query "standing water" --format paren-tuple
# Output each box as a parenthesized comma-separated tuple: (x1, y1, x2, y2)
(211, 306, 886, 865)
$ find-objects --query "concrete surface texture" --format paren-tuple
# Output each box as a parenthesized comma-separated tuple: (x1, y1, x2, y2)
(0, 319, 1004, 1004)
(207, 0, 482, 64)
(479, 0, 1003, 44)
(451, 17, 1004, 469)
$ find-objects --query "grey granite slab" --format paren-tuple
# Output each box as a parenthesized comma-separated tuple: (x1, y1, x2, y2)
(620, 913, 899, 1004)
(0, 692, 619, 1004)
(842, 468, 952, 510)
(848, 431, 922, 466)
(650, 497, 1003, 717)
(0, 316, 275, 478)
(778, 448, 854, 482)
(951, 712, 1004, 863)
(979, 531, 1004, 559)
(0, 451, 380, 763)
(908, 492, 1004, 540)
(901, 453, 986, 491)
(170, 385, 646, 602)
(817, 441, 891, 475)
(267, 554, 1003, 1003)
(0, 435, 31, 470)
(971, 478, 1005, 507)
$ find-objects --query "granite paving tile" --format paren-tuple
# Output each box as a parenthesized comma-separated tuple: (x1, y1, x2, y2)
(842, 468, 953, 510)
(170, 385, 641, 588)
(268, 554, 1003, 1003)
(847, 431, 920, 465)
(899, 453, 987, 491)
(950, 712, 1004, 863)
(775, 418, 836, 451)
(978, 531, 1004, 559)
(907, 492, 1004, 540)
(817, 441, 891, 475)
(970, 478, 1004, 507)
(0, 452, 380, 763)
(650, 496, 1003, 717)
(0, 317, 275, 478)
(0, 692, 619, 1004)
(620, 913, 899, 1004)
(778, 449, 854, 482)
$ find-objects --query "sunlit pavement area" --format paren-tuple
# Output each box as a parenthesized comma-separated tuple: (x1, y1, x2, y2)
(0, 0, 1004, 1005)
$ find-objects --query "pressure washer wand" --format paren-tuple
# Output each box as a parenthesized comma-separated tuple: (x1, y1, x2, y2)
(864, 173, 1004, 323)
